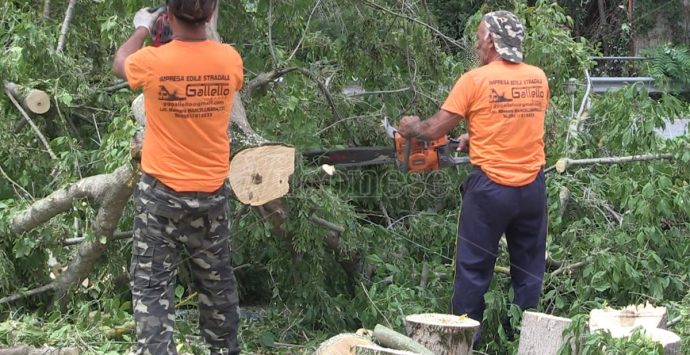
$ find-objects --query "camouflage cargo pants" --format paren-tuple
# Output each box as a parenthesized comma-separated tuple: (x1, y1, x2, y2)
(131, 173, 240, 355)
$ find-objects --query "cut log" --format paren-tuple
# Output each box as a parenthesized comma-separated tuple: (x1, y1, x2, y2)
(314, 333, 376, 355)
(354, 344, 419, 355)
(4, 82, 51, 114)
(404, 313, 480, 355)
(373, 324, 433, 355)
(517, 311, 574, 355)
(228, 144, 295, 206)
(589, 303, 668, 332)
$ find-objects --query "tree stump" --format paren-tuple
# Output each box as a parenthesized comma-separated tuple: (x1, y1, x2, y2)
(404, 313, 480, 355)
(314, 333, 376, 355)
(517, 311, 574, 355)
(354, 344, 419, 355)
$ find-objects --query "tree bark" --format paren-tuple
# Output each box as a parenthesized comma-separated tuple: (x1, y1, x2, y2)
(517, 311, 574, 355)
(404, 313, 479, 355)
(555, 153, 674, 173)
(56, 0, 77, 52)
(373, 324, 433, 355)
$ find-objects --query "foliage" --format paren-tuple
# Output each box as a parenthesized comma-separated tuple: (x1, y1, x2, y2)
(0, 0, 689, 354)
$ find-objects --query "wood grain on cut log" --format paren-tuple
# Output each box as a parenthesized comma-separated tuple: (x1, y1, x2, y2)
(314, 333, 375, 355)
(517, 311, 574, 355)
(228, 144, 295, 206)
(373, 324, 433, 355)
(589, 303, 668, 332)
(404, 313, 480, 355)
(4, 82, 51, 114)
(354, 344, 419, 355)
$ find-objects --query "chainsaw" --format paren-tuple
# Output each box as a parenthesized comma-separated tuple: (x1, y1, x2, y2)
(148, 5, 173, 47)
(302, 118, 470, 173)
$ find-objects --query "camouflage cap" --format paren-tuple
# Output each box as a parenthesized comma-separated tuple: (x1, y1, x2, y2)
(483, 11, 525, 63)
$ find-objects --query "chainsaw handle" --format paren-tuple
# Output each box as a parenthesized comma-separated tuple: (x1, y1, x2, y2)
(148, 4, 166, 13)
(400, 138, 412, 173)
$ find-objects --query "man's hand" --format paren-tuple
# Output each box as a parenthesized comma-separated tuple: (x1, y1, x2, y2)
(133, 7, 164, 33)
(456, 133, 469, 152)
(398, 115, 421, 138)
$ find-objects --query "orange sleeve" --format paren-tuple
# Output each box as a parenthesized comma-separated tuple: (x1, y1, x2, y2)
(124, 48, 154, 90)
(441, 73, 476, 118)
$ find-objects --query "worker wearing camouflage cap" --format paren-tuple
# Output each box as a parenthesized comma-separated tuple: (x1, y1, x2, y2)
(398, 10, 549, 346)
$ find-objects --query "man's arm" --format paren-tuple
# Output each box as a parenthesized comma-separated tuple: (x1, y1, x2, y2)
(398, 109, 463, 140)
(112, 27, 149, 79)
(112, 7, 163, 79)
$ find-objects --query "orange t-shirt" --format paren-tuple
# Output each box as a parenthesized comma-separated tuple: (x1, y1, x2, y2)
(442, 60, 549, 186)
(125, 40, 243, 192)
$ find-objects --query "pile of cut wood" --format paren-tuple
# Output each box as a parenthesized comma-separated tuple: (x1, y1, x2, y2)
(317, 303, 682, 355)
(315, 313, 480, 355)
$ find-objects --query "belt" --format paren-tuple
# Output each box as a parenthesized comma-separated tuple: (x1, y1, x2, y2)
(141, 173, 225, 198)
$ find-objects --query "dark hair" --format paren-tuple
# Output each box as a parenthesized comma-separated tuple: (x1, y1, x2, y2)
(166, 0, 217, 26)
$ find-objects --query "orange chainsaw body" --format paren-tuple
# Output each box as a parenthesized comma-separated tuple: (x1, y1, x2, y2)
(393, 134, 449, 173)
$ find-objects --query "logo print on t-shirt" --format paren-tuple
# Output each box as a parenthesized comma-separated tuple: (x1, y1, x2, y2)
(158, 85, 186, 101)
(489, 88, 513, 103)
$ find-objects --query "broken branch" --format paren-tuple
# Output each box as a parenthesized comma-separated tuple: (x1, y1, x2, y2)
(554, 153, 674, 173)
(56, 0, 77, 53)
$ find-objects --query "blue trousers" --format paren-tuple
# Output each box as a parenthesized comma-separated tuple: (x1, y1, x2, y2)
(451, 168, 547, 323)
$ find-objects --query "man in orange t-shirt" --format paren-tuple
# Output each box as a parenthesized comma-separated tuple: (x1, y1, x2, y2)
(112, 1, 242, 354)
(398, 11, 548, 345)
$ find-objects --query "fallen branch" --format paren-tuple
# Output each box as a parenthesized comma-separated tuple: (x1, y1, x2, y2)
(7, 165, 137, 306)
(554, 153, 674, 173)
(310, 214, 345, 233)
(0, 283, 56, 305)
(345, 87, 411, 98)
(4, 84, 57, 160)
(551, 257, 591, 277)
(666, 315, 682, 328)
(296, 67, 342, 120)
(56, 0, 77, 53)
(63, 230, 133, 246)
(102, 81, 129, 93)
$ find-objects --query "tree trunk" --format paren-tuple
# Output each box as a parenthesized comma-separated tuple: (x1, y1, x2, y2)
(517, 311, 574, 355)
(373, 324, 433, 355)
(404, 313, 480, 355)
